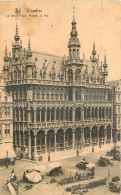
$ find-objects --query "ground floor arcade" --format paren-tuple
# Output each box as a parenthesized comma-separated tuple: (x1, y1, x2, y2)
(13, 124, 113, 160)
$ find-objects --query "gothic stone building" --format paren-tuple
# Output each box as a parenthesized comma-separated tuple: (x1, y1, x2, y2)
(3, 16, 113, 160)
(108, 79, 121, 143)
(0, 75, 16, 164)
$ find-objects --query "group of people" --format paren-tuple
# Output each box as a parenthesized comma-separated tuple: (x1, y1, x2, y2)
(6, 169, 18, 194)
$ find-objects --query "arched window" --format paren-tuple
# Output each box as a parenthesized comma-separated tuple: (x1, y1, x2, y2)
(75, 107, 81, 121)
(75, 69, 81, 81)
(37, 90, 40, 100)
(68, 69, 73, 82)
(14, 71, 17, 80)
(52, 73, 55, 81)
(43, 72, 46, 80)
(18, 70, 21, 80)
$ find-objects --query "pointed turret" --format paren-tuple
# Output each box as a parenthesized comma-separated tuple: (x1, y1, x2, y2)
(26, 36, 32, 60)
(91, 41, 97, 63)
(4, 46, 8, 59)
(103, 54, 108, 83)
(3, 46, 9, 80)
(68, 7, 80, 60)
(26, 36, 34, 78)
(14, 23, 20, 45)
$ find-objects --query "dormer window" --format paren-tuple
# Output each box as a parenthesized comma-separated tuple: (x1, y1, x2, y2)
(52, 73, 55, 81)
(43, 72, 46, 80)
(4, 96, 7, 102)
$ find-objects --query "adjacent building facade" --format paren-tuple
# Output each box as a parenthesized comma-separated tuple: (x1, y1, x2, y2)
(3, 15, 113, 160)
(108, 80, 121, 142)
(0, 76, 15, 164)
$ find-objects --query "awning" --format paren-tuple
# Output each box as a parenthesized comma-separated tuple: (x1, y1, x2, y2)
(0, 143, 16, 159)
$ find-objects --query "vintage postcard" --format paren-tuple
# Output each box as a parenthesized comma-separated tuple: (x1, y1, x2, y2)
(0, 1, 121, 195)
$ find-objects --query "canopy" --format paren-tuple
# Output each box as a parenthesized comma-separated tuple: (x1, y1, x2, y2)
(0, 143, 16, 159)
(26, 170, 42, 183)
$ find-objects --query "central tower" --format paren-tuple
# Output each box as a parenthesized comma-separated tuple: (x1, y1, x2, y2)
(68, 8, 80, 60)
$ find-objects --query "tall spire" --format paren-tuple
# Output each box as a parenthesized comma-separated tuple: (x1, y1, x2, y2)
(26, 34, 32, 61)
(68, 7, 80, 60)
(73, 6, 75, 21)
(92, 41, 97, 63)
(14, 23, 20, 45)
(28, 35, 31, 51)
(103, 53, 108, 83)
(5, 46, 8, 58)
(15, 23, 19, 36)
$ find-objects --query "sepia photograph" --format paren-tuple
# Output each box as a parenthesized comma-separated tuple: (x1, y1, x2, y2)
(0, 1, 121, 195)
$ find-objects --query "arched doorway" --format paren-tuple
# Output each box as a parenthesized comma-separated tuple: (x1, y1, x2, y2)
(37, 130, 45, 154)
(75, 128, 81, 147)
(66, 128, 72, 149)
(47, 130, 55, 151)
(84, 127, 90, 146)
(91, 126, 97, 145)
(99, 126, 105, 145)
(56, 129, 64, 150)
(68, 69, 73, 82)
(106, 125, 111, 144)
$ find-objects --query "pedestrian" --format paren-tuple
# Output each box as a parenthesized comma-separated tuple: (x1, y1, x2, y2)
(48, 152, 50, 162)
(77, 149, 79, 156)
(92, 145, 94, 152)
(6, 158, 8, 168)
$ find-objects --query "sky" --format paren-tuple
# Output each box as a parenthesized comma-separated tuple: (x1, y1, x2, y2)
(0, 1, 121, 81)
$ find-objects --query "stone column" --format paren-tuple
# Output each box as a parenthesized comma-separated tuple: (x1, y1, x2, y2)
(110, 126, 112, 143)
(73, 88, 75, 101)
(50, 109, 51, 122)
(90, 128, 92, 145)
(54, 133, 56, 151)
(104, 127, 107, 144)
(54, 108, 56, 122)
(81, 108, 84, 122)
(34, 110, 37, 123)
(15, 131, 17, 146)
(23, 133, 25, 147)
(72, 130, 75, 149)
(23, 109, 25, 122)
(97, 127, 99, 145)
(63, 108, 66, 121)
(44, 132, 47, 153)
(97, 107, 99, 121)
(34, 134, 38, 160)
(81, 127, 84, 148)
(73, 108, 75, 122)
(63, 133, 65, 150)
(19, 131, 21, 146)
(45, 109, 47, 122)
(28, 132, 31, 159)
(40, 109, 41, 123)
(28, 111, 31, 123)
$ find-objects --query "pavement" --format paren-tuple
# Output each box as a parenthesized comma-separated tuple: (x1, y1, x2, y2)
(0, 142, 121, 195)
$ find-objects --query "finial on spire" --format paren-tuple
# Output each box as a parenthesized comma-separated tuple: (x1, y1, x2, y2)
(15, 23, 19, 36)
(93, 41, 96, 52)
(5, 46, 8, 58)
(104, 53, 107, 65)
(28, 34, 31, 51)
(73, 6, 75, 21)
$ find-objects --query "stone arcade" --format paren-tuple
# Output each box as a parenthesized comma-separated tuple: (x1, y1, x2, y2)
(3, 14, 113, 160)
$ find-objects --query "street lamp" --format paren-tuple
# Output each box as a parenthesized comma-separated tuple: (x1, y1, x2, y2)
(6, 151, 8, 168)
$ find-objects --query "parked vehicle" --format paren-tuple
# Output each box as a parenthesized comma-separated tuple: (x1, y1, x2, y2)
(47, 162, 63, 176)
(109, 176, 120, 193)
(97, 157, 112, 166)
